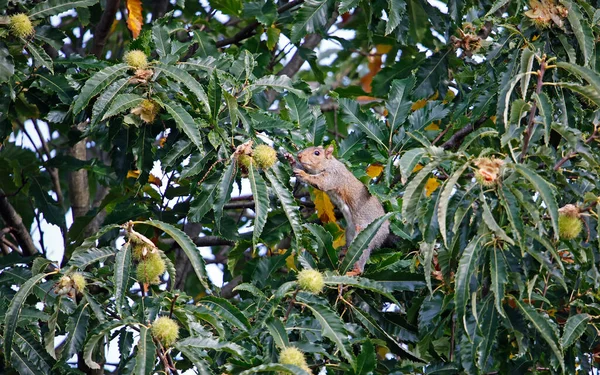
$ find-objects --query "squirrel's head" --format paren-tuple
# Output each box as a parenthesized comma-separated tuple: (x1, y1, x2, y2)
(297, 145, 335, 173)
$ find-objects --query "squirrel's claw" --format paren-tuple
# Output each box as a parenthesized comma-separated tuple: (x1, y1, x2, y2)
(293, 168, 307, 178)
(345, 269, 362, 277)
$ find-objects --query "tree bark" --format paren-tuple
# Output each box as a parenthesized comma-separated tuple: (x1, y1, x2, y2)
(0, 190, 38, 256)
(91, 0, 121, 58)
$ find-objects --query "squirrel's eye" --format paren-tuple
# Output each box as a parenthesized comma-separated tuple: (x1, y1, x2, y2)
(314, 150, 320, 156)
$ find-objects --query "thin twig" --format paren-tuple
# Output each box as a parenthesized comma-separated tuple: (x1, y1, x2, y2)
(520, 56, 547, 162)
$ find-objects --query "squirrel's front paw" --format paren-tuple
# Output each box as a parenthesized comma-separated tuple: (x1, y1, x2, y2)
(293, 169, 308, 179)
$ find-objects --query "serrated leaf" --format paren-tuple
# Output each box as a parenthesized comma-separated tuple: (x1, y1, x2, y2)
(176, 336, 247, 357)
(481, 195, 515, 245)
(519, 48, 535, 99)
(458, 128, 498, 152)
(68, 247, 117, 269)
(11, 347, 46, 375)
(84, 319, 133, 369)
(91, 77, 129, 125)
(558, 82, 600, 107)
(420, 241, 435, 294)
(501, 72, 529, 127)
(248, 165, 269, 245)
(399, 148, 425, 184)
(561, 0, 594, 66)
(73, 63, 129, 115)
(133, 326, 156, 375)
(247, 75, 307, 97)
(4, 272, 50, 364)
(213, 160, 236, 232)
(29, 0, 98, 19)
(438, 161, 469, 247)
(515, 299, 564, 372)
(305, 224, 337, 268)
(455, 234, 485, 320)
(296, 293, 354, 365)
(238, 364, 311, 375)
(490, 246, 507, 317)
(402, 161, 438, 224)
(189, 186, 218, 223)
(509, 98, 530, 125)
(533, 92, 553, 145)
(339, 213, 393, 274)
(102, 94, 145, 120)
(131, 219, 211, 291)
(387, 76, 415, 142)
(25, 41, 53, 73)
(126, 0, 143, 39)
(561, 313, 590, 349)
(155, 99, 203, 150)
(485, 0, 509, 16)
(152, 25, 169, 59)
(557, 62, 600, 98)
(61, 303, 89, 361)
(514, 164, 559, 240)
(385, 0, 406, 35)
(113, 243, 131, 317)
(339, 98, 387, 150)
(265, 170, 302, 243)
(266, 26, 280, 50)
(476, 298, 499, 371)
(324, 275, 400, 305)
(290, 0, 330, 43)
(197, 296, 251, 332)
(265, 318, 289, 349)
(154, 63, 210, 113)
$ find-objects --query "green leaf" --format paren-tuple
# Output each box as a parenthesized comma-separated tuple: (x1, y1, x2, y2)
(11, 347, 46, 375)
(29, 0, 98, 19)
(131, 220, 211, 291)
(385, 0, 406, 35)
(476, 298, 499, 371)
(402, 161, 438, 224)
(156, 99, 203, 150)
(514, 164, 559, 240)
(533, 92, 553, 145)
(519, 48, 535, 99)
(490, 246, 507, 317)
(84, 319, 133, 369)
(247, 75, 307, 97)
(133, 326, 156, 375)
(296, 293, 355, 365)
(485, 0, 510, 16)
(248, 165, 269, 245)
(154, 63, 210, 113)
(501, 72, 529, 127)
(36, 74, 74, 104)
(481, 195, 515, 246)
(339, 98, 387, 150)
(438, 161, 469, 247)
(509, 99, 531, 125)
(290, 0, 331, 43)
(458, 127, 499, 152)
(152, 25, 169, 59)
(561, 0, 594, 66)
(455, 234, 485, 319)
(323, 274, 400, 305)
(102, 94, 145, 121)
(387, 77, 415, 143)
(265, 317, 289, 349)
(213, 160, 236, 232)
(338, 213, 393, 274)
(515, 299, 564, 372)
(209, 0, 242, 16)
(557, 62, 600, 98)
(238, 364, 311, 375)
(61, 303, 89, 361)
(0, 45, 15, 83)
(208, 71, 222, 123)
(305, 224, 337, 268)
(25, 41, 53, 73)
(420, 241, 435, 294)
(73, 63, 129, 115)
(197, 296, 251, 332)
(91, 77, 129, 125)
(561, 313, 590, 349)
(176, 336, 247, 357)
(113, 243, 131, 317)
(31, 257, 54, 275)
(287, 95, 312, 128)
(355, 340, 376, 374)
(265, 170, 302, 243)
(4, 272, 50, 365)
(68, 247, 117, 269)
(399, 148, 425, 184)
(190, 186, 218, 223)
(558, 82, 600, 107)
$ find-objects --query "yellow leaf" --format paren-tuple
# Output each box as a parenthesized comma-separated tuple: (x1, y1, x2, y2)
(127, 170, 141, 179)
(314, 189, 336, 224)
(285, 253, 297, 271)
(377, 345, 390, 359)
(411, 98, 427, 111)
(366, 164, 384, 178)
(424, 121, 440, 131)
(412, 164, 424, 173)
(490, 115, 497, 123)
(424, 177, 440, 197)
(332, 229, 346, 248)
(110, 18, 119, 35)
(126, 0, 143, 39)
(375, 44, 393, 54)
(148, 174, 162, 187)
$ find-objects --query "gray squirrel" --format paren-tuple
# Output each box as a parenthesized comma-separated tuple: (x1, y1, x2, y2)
(294, 145, 389, 275)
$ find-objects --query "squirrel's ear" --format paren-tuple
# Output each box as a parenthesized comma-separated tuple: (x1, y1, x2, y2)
(325, 145, 334, 159)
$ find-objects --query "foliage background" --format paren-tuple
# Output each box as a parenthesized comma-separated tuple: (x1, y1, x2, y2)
(1, 0, 600, 374)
